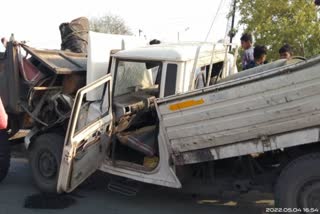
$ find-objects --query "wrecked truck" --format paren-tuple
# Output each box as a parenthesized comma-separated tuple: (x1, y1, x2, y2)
(56, 41, 320, 210)
(0, 40, 87, 183)
(0, 30, 146, 186)
(3, 35, 320, 209)
(0, 16, 90, 183)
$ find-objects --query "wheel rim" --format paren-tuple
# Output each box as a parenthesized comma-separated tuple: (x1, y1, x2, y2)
(38, 150, 57, 179)
(299, 181, 320, 209)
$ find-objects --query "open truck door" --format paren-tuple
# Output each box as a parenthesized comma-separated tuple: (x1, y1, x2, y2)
(57, 74, 112, 193)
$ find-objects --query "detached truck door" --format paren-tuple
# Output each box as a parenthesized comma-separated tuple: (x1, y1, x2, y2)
(57, 74, 113, 193)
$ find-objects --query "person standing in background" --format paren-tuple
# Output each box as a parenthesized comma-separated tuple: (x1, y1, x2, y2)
(245, 45, 268, 69)
(240, 33, 254, 70)
(279, 44, 293, 60)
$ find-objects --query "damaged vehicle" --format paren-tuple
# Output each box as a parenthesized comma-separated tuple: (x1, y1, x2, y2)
(0, 16, 90, 184)
(0, 39, 87, 185)
(57, 42, 234, 193)
(0, 16, 146, 187)
(57, 41, 320, 209)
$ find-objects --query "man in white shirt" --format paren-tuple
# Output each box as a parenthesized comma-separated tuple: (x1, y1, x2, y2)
(240, 33, 254, 70)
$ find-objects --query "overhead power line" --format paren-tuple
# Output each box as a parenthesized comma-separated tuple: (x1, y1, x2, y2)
(204, 0, 227, 42)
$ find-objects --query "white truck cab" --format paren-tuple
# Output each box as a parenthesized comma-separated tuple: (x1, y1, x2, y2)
(57, 42, 235, 193)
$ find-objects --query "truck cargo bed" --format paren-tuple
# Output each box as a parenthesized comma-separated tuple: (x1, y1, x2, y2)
(157, 56, 320, 162)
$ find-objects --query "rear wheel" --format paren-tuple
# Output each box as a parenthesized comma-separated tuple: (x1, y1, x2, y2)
(29, 133, 64, 193)
(275, 153, 320, 211)
(0, 130, 10, 182)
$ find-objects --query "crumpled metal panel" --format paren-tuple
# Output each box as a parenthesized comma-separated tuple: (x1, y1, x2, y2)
(22, 44, 87, 75)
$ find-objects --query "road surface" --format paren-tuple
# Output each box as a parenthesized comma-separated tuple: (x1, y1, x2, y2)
(0, 158, 273, 214)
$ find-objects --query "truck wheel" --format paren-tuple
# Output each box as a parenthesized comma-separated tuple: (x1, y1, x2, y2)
(275, 153, 320, 210)
(0, 130, 10, 182)
(29, 133, 64, 193)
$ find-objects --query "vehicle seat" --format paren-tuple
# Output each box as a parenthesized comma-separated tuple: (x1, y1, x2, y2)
(116, 125, 156, 157)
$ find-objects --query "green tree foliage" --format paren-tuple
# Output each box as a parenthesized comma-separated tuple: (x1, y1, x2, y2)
(90, 13, 132, 35)
(237, 0, 320, 60)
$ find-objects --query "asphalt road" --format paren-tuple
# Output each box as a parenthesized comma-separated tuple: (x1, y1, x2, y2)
(0, 158, 274, 214)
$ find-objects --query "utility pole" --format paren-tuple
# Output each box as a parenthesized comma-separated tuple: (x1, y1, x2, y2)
(229, 0, 237, 51)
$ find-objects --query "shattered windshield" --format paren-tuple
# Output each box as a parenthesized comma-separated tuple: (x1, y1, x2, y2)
(114, 60, 161, 96)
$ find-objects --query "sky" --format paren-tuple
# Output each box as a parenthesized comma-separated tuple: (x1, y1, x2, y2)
(0, 0, 238, 51)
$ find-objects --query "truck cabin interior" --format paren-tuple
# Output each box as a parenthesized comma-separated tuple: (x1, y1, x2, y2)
(106, 58, 228, 171)
(109, 59, 161, 171)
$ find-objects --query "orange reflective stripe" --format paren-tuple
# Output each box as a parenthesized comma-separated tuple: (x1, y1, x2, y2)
(169, 98, 204, 111)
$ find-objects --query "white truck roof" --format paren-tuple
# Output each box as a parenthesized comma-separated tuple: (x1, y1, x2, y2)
(113, 42, 227, 62)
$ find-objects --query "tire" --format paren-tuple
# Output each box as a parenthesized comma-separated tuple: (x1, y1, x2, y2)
(0, 130, 10, 182)
(275, 153, 320, 211)
(29, 133, 64, 193)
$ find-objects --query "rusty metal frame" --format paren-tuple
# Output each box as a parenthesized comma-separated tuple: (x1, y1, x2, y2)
(21, 44, 86, 75)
